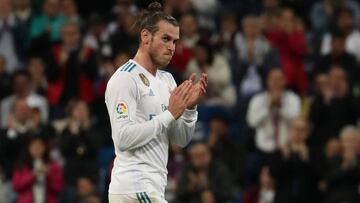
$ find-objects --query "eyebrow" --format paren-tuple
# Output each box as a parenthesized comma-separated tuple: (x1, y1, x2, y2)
(162, 33, 179, 41)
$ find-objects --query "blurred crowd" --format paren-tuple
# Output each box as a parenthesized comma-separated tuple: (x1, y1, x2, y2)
(0, 0, 360, 203)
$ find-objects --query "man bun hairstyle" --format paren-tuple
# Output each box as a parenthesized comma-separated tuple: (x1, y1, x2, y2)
(133, 1, 178, 40)
(147, 1, 162, 12)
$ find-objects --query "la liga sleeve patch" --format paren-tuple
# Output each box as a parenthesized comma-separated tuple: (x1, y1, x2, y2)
(115, 101, 129, 120)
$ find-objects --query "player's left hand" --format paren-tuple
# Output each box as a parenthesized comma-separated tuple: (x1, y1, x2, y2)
(186, 73, 208, 109)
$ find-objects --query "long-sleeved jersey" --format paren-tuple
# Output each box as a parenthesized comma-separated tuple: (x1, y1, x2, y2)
(105, 59, 197, 197)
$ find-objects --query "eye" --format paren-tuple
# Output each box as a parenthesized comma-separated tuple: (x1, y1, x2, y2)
(162, 36, 170, 42)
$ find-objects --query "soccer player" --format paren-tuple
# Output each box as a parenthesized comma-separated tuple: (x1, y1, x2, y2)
(105, 2, 208, 203)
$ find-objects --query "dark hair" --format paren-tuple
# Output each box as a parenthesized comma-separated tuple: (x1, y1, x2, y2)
(331, 30, 346, 41)
(13, 69, 31, 81)
(133, 2, 178, 40)
(195, 40, 215, 65)
(336, 7, 354, 19)
(16, 136, 50, 169)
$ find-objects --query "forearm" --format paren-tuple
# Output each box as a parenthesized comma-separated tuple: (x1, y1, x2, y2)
(114, 110, 174, 151)
(169, 108, 198, 147)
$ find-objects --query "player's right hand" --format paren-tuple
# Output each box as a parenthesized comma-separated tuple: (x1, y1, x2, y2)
(168, 80, 193, 119)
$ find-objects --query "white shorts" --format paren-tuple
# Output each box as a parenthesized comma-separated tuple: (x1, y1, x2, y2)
(108, 192, 168, 203)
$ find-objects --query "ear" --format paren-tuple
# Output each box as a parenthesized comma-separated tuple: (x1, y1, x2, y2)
(140, 29, 151, 45)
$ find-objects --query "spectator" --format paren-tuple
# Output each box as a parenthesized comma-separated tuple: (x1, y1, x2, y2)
(27, 57, 48, 96)
(321, 8, 360, 62)
(198, 188, 217, 203)
(309, 67, 359, 149)
(0, 0, 23, 73)
(184, 41, 236, 107)
(45, 21, 97, 111)
(58, 100, 98, 186)
(166, 144, 187, 202)
(108, 13, 138, 56)
(0, 164, 16, 203)
(269, 117, 319, 203)
(242, 166, 275, 203)
(247, 68, 301, 154)
(82, 14, 110, 58)
(233, 15, 280, 99)
(176, 142, 233, 203)
(212, 13, 237, 64)
(0, 98, 50, 179)
(170, 13, 199, 77)
(264, 8, 308, 95)
(12, 0, 33, 60)
(207, 116, 244, 187)
(30, 0, 66, 42)
(0, 55, 12, 100)
(76, 176, 99, 203)
(325, 137, 342, 161)
(12, 136, 64, 203)
(191, 0, 219, 32)
(310, 0, 360, 33)
(60, 0, 82, 24)
(314, 32, 360, 91)
(322, 126, 360, 203)
(1, 70, 48, 128)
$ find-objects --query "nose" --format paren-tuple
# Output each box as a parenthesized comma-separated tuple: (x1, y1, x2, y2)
(168, 42, 175, 54)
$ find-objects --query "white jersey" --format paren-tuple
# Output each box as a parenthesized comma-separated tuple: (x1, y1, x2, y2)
(105, 59, 197, 197)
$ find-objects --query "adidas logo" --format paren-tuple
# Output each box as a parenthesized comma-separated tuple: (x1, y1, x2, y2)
(149, 89, 155, 96)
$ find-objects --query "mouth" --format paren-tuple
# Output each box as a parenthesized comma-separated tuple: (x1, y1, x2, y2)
(164, 54, 173, 58)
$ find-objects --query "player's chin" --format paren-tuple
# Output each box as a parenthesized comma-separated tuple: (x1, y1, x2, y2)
(160, 58, 171, 67)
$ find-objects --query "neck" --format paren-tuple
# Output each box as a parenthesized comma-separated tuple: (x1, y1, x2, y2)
(133, 49, 158, 76)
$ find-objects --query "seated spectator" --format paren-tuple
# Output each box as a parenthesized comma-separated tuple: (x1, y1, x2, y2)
(176, 142, 233, 203)
(322, 126, 360, 203)
(184, 41, 236, 107)
(309, 67, 359, 150)
(247, 68, 301, 154)
(12, 136, 64, 203)
(269, 117, 319, 203)
(264, 8, 308, 95)
(242, 166, 275, 203)
(321, 8, 360, 62)
(1, 70, 48, 128)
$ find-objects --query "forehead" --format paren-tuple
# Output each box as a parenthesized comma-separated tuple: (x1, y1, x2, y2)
(155, 20, 179, 39)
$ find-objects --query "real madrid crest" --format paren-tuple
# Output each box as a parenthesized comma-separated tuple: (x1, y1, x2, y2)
(139, 73, 150, 86)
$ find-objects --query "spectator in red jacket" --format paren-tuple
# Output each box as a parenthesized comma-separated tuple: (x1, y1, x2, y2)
(264, 8, 308, 95)
(12, 136, 64, 203)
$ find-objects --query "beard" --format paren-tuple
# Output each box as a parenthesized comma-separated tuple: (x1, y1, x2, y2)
(149, 40, 171, 68)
